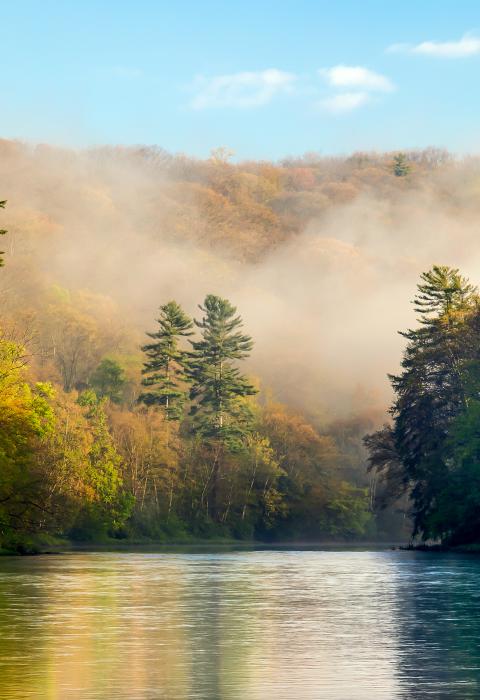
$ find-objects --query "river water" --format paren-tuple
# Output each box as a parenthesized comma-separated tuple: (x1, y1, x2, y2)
(0, 549, 479, 699)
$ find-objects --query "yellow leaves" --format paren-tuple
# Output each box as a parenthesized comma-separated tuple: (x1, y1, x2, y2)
(41, 288, 128, 393)
(262, 401, 340, 481)
(5, 207, 62, 241)
(109, 405, 181, 491)
(28, 383, 55, 437)
(40, 388, 122, 506)
(244, 433, 281, 477)
(264, 401, 334, 453)
(0, 344, 26, 396)
(0, 339, 55, 469)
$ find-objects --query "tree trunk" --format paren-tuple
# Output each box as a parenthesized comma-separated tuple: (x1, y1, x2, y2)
(211, 444, 222, 520)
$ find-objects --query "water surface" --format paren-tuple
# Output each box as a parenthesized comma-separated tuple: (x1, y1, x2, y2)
(0, 549, 479, 699)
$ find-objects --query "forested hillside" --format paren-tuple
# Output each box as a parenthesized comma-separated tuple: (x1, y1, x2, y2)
(1, 141, 479, 550)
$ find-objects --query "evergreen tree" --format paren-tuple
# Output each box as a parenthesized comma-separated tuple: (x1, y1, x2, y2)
(414, 265, 476, 319)
(188, 294, 257, 443)
(188, 295, 257, 519)
(365, 266, 479, 540)
(139, 301, 193, 420)
(393, 153, 410, 177)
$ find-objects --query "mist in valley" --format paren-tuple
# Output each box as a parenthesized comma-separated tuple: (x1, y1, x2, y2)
(1, 141, 478, 427)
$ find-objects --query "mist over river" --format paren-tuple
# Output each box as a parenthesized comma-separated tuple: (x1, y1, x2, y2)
(0, 550, 479, 699)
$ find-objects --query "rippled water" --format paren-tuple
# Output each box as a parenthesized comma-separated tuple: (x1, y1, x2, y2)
(0, 549, 479, 699)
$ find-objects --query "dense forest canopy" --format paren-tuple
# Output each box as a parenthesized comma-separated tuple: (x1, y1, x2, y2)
(1, 140, 480, 549)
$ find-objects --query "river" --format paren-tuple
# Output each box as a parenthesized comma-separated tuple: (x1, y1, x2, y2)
(0, 548, 478, 699)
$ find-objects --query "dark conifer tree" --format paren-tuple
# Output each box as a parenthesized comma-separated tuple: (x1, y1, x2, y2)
(365, 266, 479, 540)
(188, 294, 257, 441)
(188, 295, 257, 518)
(139, 301, 193, 420)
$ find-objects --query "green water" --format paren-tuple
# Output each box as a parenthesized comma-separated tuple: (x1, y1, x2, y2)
(0, 549, 479, 699)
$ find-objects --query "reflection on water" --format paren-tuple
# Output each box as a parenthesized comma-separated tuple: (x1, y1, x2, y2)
(0, 550, 479, 699)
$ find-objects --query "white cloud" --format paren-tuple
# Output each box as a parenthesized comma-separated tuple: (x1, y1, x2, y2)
(319, 65, 394, 92)
(388, 34, 480, 58)
(189, 69, 296, 109)
(319, 91, 370, 114)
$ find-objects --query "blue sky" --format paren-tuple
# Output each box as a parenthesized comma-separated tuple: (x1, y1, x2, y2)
(3, 0, 480, 159)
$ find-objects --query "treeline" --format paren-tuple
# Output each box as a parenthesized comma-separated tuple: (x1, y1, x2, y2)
(0, 140, 457, 266)
(0, 234, 373, 549)
(366, 266, 480, 546)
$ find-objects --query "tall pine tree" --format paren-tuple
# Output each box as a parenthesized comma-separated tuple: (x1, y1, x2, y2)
(188, 295, 257, 519)
(188, 294, 257, 441)
(139, 301, 193, 420)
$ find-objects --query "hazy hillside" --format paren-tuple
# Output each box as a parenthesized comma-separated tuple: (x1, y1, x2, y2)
(2, 141, 479, 421)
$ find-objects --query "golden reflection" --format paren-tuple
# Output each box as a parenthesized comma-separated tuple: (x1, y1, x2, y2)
(0, 551, 478, 699)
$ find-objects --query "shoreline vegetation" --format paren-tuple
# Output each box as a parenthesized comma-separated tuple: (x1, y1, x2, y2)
(6, 541, 480, 556)
(8, 536, 480, 557)
(1, 145, 480, 553)
(400, 543, 480, 554)
(0, 288, 378, 554)
(0, 535, 410, 556)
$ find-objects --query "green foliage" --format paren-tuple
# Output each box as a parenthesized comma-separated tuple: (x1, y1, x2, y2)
(9, 147, 474, 548)
(365, 265, 480, 544)
(185, 295, 258, 520)
(188, 294, 257, 444)
(426, 400, 480, 544)
(414, 265, 476, 319)
(0, 337, 55, 538)
(49, 284, 71, 304)
(90, 358, 127, 404)
(78, 391, 123, 503)
(62, 391, 133, 541)
(393, 153, 410, 177)
(0, 289, 373, 547)
(323, 483, 372, 537)
(68, 491, 134, 542)
(139, 301, 193, 420)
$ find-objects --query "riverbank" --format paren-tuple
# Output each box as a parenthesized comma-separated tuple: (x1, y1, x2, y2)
(0, 536, 408, 556)
(0, 535, 239, 556)
(401, 543, 480, 554)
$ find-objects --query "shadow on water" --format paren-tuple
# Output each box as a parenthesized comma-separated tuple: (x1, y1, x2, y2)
(392, 552, 480, 699)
